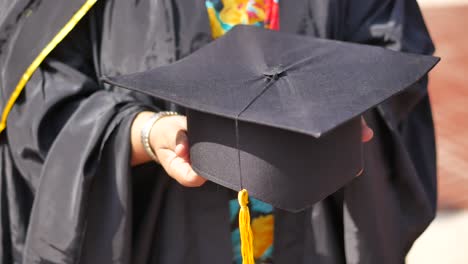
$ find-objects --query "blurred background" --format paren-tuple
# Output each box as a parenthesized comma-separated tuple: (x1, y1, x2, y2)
(407, 0, 468, 263)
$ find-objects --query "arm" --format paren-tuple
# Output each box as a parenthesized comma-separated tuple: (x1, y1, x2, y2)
(4, 15, 158, 262)
(340, 0, 437, 259)
(343, 0, 436, 204)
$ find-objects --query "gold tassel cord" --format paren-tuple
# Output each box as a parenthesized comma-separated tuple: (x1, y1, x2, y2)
(0, 0, 98, 133)
(238, 189, 255, 264)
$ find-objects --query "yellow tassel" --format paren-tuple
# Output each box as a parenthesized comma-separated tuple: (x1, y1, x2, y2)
(238, 189, 255, 264)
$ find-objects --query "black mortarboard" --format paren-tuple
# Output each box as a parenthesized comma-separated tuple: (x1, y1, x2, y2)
(103, 25, 439, 212)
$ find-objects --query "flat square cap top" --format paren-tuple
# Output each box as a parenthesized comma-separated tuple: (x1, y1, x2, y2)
(104, 25, 439, 138)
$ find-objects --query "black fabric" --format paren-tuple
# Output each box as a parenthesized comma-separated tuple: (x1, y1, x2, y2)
(0, 0, 438, 263)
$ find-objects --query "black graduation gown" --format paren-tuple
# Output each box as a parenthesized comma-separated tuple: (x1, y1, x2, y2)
(0, 0, 437, 263)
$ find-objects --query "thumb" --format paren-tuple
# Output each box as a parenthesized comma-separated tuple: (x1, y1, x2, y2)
(175, 130, 190, 161)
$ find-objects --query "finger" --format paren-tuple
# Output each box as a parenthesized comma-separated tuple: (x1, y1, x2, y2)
(175, 143, 190, 161)
(175, 130, 190, 160)
(179, 166, 206, 187)
(167, 116, 188, 151)
(158, 149, 206, 187)
(356, 168, 364, 177)
(173, 115, 188, 131)
(361, 117, 374, 143)
(152, 115, 187, 150)
(362, 126, 373, 143)
(169, 155, 206, 187)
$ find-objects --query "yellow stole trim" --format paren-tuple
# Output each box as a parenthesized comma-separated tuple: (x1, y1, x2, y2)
(0, 0, 98, 133)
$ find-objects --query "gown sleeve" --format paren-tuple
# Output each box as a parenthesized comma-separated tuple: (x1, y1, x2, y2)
(339, 0, 437, 262)
(2, 15, 153, 263)
(343, 0, 437, 213)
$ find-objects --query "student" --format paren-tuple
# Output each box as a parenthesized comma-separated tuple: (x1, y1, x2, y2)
(0, 1, 436, 263)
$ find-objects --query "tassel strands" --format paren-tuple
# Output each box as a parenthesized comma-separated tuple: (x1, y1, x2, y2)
(238, 189, 255, 264)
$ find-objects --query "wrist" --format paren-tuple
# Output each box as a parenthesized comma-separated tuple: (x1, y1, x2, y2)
(131, 111, 157, 166)
(143, 111, 180, 163)
(141, 113, 162, 163)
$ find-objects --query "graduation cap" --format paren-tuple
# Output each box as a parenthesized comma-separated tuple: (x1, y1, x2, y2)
(103, 25, 438, 262)
(104, 24, 439, 210)
(104, 25, 439, 211)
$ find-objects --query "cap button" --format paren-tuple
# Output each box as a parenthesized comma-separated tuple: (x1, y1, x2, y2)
(263, 65, 286, 81)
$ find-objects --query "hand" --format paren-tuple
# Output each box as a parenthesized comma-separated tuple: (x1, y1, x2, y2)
(149, 115, 207, 187)
(361, 116, 373, 143)
(356, 116, 373, 177)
